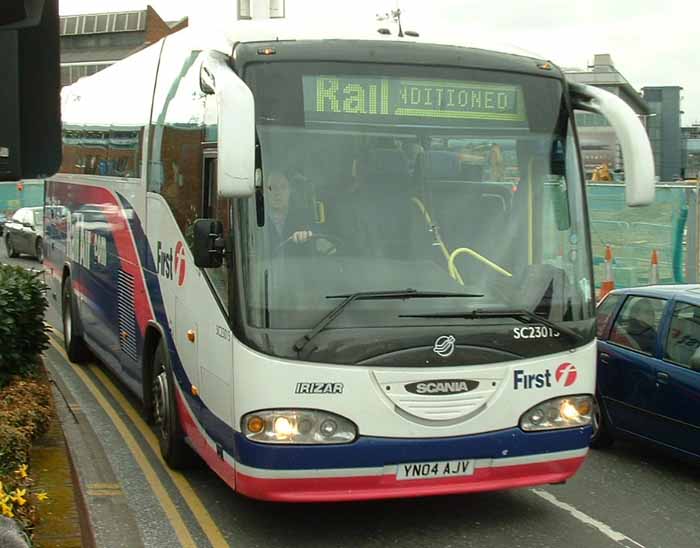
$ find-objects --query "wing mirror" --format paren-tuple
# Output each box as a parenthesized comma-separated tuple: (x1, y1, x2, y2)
(193, 218, 225, 268)
(570, 83, 655, 207)
(199, 51, 255, 198)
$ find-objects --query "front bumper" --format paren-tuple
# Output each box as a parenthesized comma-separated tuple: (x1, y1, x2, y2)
(232, 427, 590, 502)
(176, 390, 590, 502)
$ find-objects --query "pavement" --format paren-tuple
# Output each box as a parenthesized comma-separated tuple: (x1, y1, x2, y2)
(30, 390, 86, 548)
(3, 245, 700, 548)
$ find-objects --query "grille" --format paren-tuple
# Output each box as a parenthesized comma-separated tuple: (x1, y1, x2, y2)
(373, 369, 505, 422)
(117, 270, 138, 360)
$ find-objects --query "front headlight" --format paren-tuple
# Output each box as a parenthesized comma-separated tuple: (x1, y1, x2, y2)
(520, 395, 593, 432)
(241, 409, 357, 444)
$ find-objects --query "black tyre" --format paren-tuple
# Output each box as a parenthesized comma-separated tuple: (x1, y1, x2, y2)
(5, 235, 18, 258)
(590, 398, 615, 449)
(62, 276, 90, 363)
(35, 238, 44, 263)
(152, 339, 197, 469)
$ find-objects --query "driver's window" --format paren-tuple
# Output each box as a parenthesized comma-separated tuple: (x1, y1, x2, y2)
(609, 296, 666, 355)
(202, 155, 230, 310)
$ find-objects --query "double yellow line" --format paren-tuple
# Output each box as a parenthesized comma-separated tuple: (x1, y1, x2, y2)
(48, 336, 230, 548)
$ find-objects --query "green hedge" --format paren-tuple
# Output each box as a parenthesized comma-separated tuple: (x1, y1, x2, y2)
(0, 265, 49, 385)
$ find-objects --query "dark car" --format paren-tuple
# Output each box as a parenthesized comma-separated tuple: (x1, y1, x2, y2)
(4, 207, 44, 262)
(0, 213, 6, 236)
(593, 285, 700, 462)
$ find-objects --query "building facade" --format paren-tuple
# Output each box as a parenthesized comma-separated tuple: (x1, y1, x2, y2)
(642, 86, 684, 181)
(565, 54, 650, 179)
(60, 6, 186, 87)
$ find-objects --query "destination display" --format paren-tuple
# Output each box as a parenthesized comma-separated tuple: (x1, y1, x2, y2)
(303, 75, 528, 126)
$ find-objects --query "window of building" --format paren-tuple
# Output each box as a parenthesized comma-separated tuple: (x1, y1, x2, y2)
(114, 13, 128, 31)
(82, 15, 96, 33)
(95, 14, 109, 33)
(60, 66, 71, 87)
(63, 16, 79, 35)
(126, 12, 140, 31)
(60, 11, 146, 36)
(61, 63, 114, 87)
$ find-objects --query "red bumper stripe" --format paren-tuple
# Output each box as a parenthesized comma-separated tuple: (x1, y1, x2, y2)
(234, 457, 585, 502)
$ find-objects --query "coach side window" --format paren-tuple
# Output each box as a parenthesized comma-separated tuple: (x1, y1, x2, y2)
(148, 49, 206, 236)
(609, 296, 666, 356)
(665, 302, 700, 370)
(60, 127, 84, 174)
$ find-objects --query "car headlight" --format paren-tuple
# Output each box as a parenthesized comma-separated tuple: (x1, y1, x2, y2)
(520, 396, 593, 432)
(242, 409, 357, 444)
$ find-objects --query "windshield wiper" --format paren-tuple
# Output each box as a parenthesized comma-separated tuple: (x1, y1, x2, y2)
(293, 289, 483, 353)
(399, 307, 581, 343)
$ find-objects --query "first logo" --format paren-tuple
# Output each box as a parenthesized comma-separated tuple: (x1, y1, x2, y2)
(555, 362, 577, 387)
(174, 241, 187, 287)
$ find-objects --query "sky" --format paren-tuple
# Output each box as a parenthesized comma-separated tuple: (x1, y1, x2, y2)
(59, 0, 700, 124)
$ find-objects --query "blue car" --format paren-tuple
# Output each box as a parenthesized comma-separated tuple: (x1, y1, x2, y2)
(593, 285, 700, 461)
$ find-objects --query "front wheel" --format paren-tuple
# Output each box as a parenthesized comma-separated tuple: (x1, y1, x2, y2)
(590, 398, 614, 449)
(5, 236, 18, 258)
(62, 276, 90, 363)
(152, 340, 197, 469)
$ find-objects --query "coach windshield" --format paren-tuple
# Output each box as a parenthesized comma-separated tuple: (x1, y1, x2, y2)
(234, 61, 595, 361)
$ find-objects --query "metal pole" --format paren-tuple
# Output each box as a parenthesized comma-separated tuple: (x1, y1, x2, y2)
(689, 182, 700, 283)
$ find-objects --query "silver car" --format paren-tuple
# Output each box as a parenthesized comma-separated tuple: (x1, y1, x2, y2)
(4, 207, 44, 262)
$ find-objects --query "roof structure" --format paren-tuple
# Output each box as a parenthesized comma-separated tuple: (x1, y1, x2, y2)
(565, 54, 649, 115)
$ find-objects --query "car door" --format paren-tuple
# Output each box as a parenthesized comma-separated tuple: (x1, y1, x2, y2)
(32, 208, 43, 240)
(11, 209, 32, 253)
(598, 294, 669, 441)
(655, 300, 700, 456)
(20, 209, 38, 254)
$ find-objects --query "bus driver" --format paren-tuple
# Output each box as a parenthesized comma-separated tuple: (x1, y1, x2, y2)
(266, 171, 313, 250)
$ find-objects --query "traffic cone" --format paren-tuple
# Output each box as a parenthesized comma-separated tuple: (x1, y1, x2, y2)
(599, 245, 615, 300)
(649, 249, 659, 285)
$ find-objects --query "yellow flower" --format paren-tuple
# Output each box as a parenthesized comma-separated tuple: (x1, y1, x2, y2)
(15, 464, 28, 479)
(1, 502, 13, 519)
(11, 489, 26, 507)
(0, 481, 4, 494)
(36, 492, 49, 502)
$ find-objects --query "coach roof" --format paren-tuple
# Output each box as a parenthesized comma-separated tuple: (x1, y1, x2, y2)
(187, 17, 551, 67)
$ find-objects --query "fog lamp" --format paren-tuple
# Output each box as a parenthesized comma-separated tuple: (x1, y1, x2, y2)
(247, 416, 264, 434)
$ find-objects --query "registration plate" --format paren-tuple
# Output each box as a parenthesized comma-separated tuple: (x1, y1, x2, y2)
(396, 459, 475, 480)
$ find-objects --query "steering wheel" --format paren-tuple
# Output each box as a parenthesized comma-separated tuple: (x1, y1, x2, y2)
(277, 232, 345, 255)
